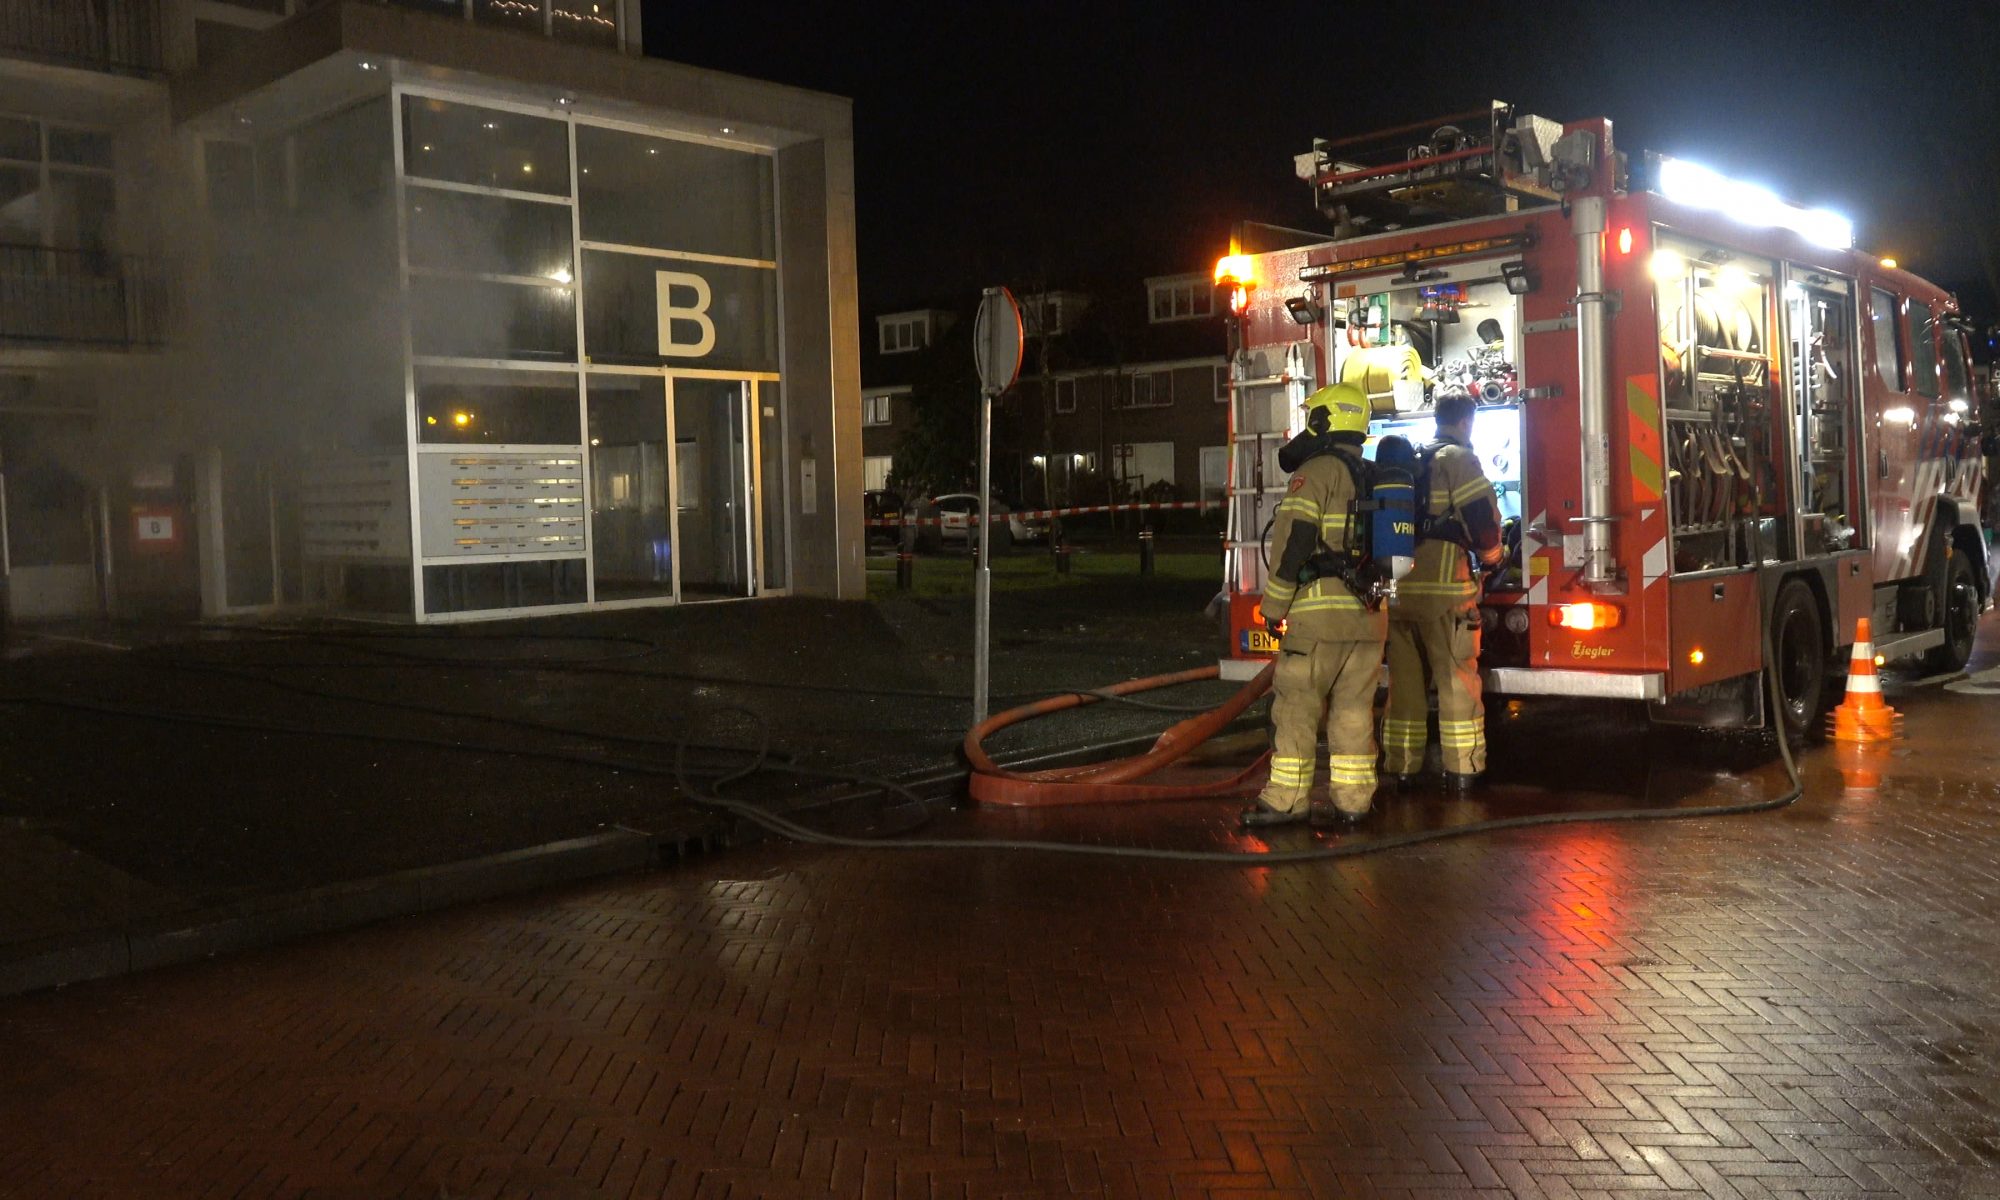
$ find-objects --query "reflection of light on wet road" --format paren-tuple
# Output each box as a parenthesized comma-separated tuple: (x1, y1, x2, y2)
(1530, 828, 1627, 968)
(1835, 739, 1890, 793)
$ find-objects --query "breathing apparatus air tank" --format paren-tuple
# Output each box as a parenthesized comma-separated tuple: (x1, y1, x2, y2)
(1370, 435, 1418, 600)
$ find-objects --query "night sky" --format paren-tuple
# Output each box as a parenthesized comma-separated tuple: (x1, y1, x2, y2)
(644, 0, 2000, 321)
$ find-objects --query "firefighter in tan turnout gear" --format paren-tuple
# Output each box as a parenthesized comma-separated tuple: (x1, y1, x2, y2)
(1383, 391, 1505, 792)
(1241, 383, 1389, 829)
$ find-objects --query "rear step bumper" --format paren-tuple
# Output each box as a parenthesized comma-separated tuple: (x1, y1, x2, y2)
(1484, 668, 1665, 700)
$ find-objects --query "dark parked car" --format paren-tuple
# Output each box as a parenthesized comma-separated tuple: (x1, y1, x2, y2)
(863, 489, 908, 548)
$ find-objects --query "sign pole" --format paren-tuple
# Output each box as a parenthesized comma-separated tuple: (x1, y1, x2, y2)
(974, 384, 994, 726)
(970, 286, 1023, 730)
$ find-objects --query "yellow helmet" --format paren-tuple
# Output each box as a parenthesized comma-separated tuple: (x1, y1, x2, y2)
(1303, 382, 1370, 438)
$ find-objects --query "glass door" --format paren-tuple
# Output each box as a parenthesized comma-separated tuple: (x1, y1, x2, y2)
(586, 374, 674, 603)
(0, 412, 101, 620)
(671, 377, 754, 600)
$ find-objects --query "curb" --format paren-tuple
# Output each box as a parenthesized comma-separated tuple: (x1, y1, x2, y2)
(0, 829, 660, 999)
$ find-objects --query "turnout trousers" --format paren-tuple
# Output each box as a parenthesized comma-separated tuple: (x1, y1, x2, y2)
(1382, 601, 1486, 777)
(1256, 634, 1384, 817)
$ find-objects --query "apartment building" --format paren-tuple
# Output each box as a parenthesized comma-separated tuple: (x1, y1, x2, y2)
(0, 0, 862, 628)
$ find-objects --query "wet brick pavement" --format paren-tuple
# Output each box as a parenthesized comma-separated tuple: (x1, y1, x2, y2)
(5, 642, 2000, 1199)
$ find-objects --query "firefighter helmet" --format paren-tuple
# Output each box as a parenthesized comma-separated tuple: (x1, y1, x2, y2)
(1303, 383, 1370, 438)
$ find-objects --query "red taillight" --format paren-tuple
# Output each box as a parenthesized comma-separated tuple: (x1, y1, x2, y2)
(1614, 226, 1633, 255)
(1549, 601, 1624, 632)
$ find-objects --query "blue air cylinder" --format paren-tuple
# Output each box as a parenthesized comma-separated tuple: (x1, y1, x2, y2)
(1371, 435, 1418, 586)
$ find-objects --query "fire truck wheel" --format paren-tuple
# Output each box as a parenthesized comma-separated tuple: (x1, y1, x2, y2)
(1770, 579, 1828, 745)
(1923, 551, 1979, 674)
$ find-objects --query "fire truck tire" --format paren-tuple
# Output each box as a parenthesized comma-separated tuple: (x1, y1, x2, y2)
(1922, 552, 1979, 674)
(1769, 579, 1828, 745)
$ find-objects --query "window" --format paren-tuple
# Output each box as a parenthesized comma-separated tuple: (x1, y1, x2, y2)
(1055, 378, 1077, 414)
(412, 275, 576, 361)
(577, 124, 774, 261)
(416, 366, 581, 445)
(1908, 299, 1939, 398)
(1943, 324, 1970, 404)
(0, 116, 117, 258)
(402, 96, 571, 198)
(1871, 288, 1905, 392)
(1199, 445, 1228, 509)
(863, 456, 892, 492)
(1113, 441, 1176, 487)
(1213, 365, 1229, 402)
(863, 394, 893, 426)
(1127, 371, 1171, 408)
(1019, 291, 1087, 338)
(551, 0, 620, 48)
(878, 315, 928, 354)
(406, 187, 574, 279)
(1148, 276, 1214, 323)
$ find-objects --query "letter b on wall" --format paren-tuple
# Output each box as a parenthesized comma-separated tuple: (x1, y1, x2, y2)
(656, 270, 717, 358)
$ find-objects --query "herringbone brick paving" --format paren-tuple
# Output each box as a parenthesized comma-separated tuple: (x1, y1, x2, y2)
(4, 695, 2000, 1197)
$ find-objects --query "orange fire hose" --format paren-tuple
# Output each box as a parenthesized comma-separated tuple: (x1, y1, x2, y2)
(963, 662, 1275, 807)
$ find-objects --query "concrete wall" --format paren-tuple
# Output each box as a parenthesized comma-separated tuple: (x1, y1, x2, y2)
(777, 135, 863, 599)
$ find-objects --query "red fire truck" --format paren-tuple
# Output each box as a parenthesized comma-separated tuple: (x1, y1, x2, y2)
(1217, 105, 1988, 737)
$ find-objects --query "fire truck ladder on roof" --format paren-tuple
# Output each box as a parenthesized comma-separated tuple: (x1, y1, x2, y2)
(1297, 101, 1569, 234)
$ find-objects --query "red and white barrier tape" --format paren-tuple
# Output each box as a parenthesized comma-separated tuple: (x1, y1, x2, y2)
(864, 499, 1216, 528)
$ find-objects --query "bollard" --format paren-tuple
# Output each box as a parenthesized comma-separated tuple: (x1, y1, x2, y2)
(1054, 542, 1072, 574)
(1138, 526, 1155, 577)
(896, 550, 914, 590)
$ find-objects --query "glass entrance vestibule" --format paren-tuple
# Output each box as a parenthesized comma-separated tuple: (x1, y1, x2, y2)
(229, 81, 794, 622)
(582, 371, 786, 606)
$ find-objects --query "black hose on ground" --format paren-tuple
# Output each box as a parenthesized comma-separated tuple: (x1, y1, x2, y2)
(669, 655, 1803, 863)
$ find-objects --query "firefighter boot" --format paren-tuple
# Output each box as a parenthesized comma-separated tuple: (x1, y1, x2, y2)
(1239, 802, 1307, 828)
(1309, 799, 1367, 829)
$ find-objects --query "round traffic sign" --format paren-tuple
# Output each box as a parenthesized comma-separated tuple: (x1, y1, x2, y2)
(973, 286, 1023, 395)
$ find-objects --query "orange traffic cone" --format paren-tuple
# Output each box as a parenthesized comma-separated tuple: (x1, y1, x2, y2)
(1828, 618, 1901, 742)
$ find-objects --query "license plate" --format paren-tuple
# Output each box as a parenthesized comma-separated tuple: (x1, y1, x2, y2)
(1240, 628, 1280, 655)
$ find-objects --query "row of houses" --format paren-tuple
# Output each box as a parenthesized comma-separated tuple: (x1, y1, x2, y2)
(859, 274, 1230, 519)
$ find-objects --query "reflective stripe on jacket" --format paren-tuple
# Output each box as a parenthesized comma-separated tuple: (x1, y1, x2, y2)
(1398, 441, 1500, 604)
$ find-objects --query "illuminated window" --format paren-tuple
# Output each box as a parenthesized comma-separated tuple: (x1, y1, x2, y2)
(863, 394, 893, 425)
(863, 455, 892, 491)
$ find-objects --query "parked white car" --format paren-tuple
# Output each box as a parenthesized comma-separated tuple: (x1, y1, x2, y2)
(916, 493, 1047, 552)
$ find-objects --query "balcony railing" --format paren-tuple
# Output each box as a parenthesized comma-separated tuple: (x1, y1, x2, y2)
(0, 244, 162, 349)
(0, 0, 162, 76)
